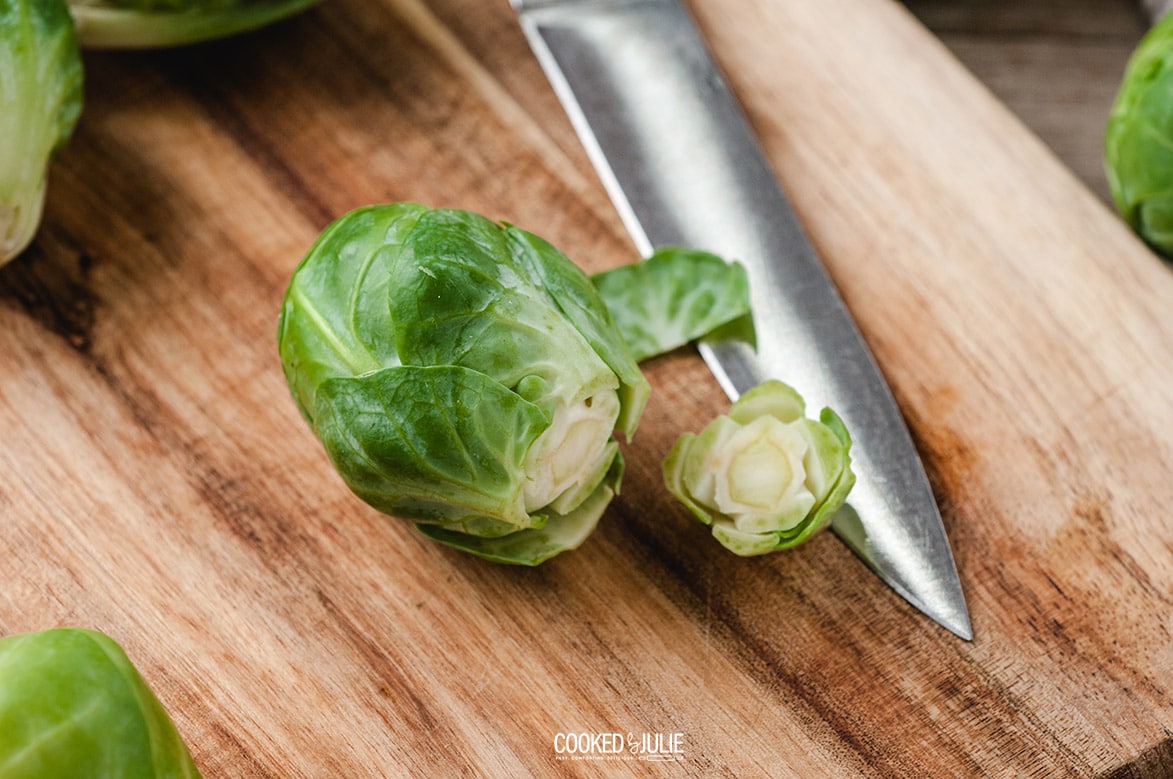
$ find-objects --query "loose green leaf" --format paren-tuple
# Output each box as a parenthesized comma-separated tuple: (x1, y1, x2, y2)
(663, 379, 855, 556)
(0, 627, 201, 778)
(590, 247, 754, 362)
(0, 0, 83, 265)
(68, 0, 321, 48)
(1105, 11, 1173, 257)
(278, 203, 651, 564)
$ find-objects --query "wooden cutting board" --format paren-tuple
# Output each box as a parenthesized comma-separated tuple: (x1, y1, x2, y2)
(4, 0, 1172, 775)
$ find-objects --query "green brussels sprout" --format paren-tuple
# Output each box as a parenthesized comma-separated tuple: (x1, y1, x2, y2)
(278, 203, 650, 565)
(0, 0, 83, 266)
(590, 247, 754, 361)
(1105, 11, 1173, 257)
(68, 0, 321, 48)
(0, 627, 201, 778)
(663, 379, 855, 556)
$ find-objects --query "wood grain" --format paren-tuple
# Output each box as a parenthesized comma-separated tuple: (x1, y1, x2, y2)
(2, 0, 1173, 776)
(902, 0, 1148, 201)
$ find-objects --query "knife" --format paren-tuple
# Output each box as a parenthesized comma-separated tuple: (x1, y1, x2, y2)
(512, 0, 972, 640)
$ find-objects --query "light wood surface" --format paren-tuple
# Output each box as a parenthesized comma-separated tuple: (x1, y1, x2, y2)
(904, 0, 1148, 201)
(3, 0, 1173, 776)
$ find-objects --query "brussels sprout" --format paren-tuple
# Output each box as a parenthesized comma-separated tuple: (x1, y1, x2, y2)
(590, 247, 754, 361)
(0, 627, 201, 778)
(1105, 11, 1173, 257)
(0, 0, 83, 266)
(68, 0, 321, 48)
(278, 203, 650, 565)
(663, 379, 855, 556)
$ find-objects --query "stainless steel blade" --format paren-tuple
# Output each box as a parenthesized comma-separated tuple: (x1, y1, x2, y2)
(513, 0, 972, 639)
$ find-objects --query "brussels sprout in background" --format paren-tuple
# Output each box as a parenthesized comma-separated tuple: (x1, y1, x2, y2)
(278, 203, 651, 565)
(0, 0, 83, 266)
(663, 379, 855, 557)
(590, 247, 754, 362)
(0, 627, 202, 778)
(68, 0, 321, 48)
(1105, 10, 1173, 258)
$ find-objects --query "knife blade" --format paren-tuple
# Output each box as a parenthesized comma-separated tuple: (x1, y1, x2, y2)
(512, 0, 972, 640)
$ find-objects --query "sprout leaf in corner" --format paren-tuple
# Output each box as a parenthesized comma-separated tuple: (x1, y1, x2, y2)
(278, 203, 650, 565)
(663, 379, 855, 556)
(0, 0, 83, 266)
(0, 627, 202, 778)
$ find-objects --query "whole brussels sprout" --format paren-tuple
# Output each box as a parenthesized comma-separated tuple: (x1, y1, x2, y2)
(663, 379, 855, 556)
(1105, 11, 1173, 257)
(278, 203, 650, 565)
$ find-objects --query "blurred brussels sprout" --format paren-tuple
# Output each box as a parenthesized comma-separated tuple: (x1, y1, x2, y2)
(0, 0, 83, 265)
(663, 379, 854, 556)
(1105, 11, 1173, 257)
(0, 627, 201, 778)
(68, 0, 321, 48)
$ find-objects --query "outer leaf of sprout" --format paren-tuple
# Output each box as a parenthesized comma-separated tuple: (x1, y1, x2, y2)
(313, 365, 552, 532)
(418, 452, 624, 566)
(727, 379, 805, 425)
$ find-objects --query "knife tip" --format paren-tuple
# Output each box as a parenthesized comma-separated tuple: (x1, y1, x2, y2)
(888, 577, 974, 641)
(830, 500, 974, 641)
(942, 612, 975, 642)
(894, 572, 974, 641)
